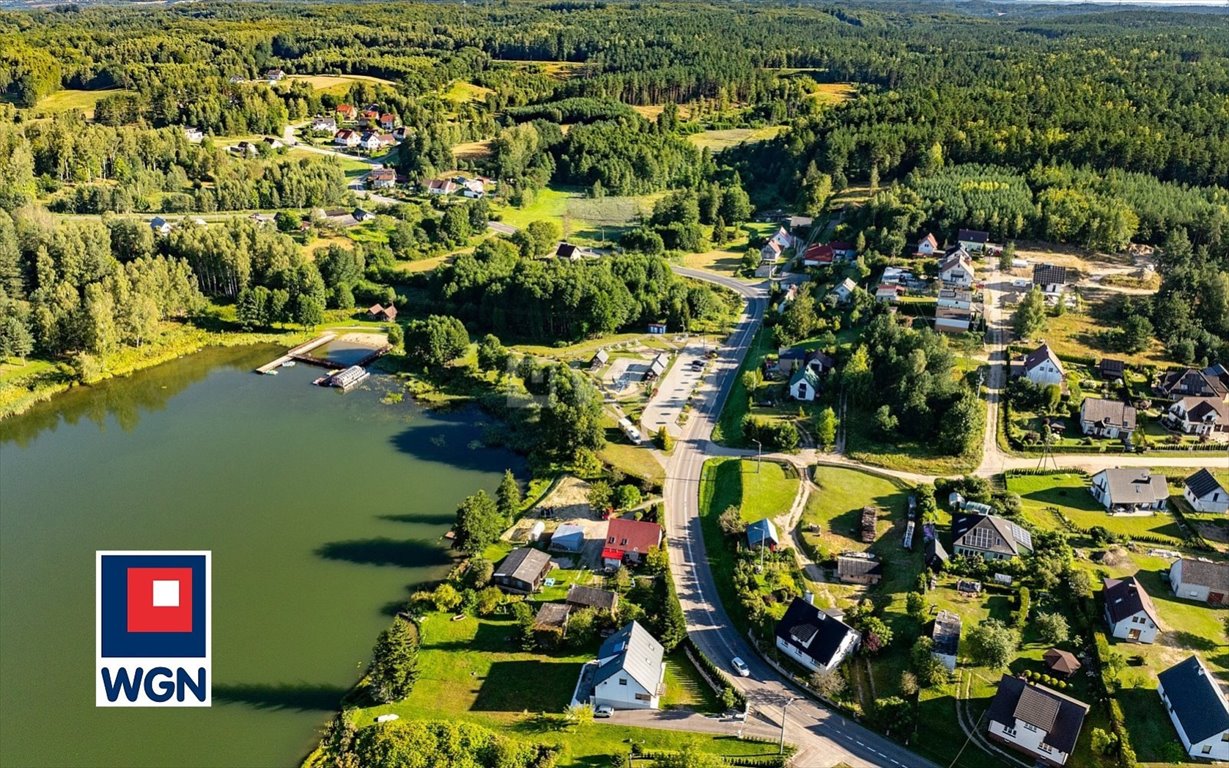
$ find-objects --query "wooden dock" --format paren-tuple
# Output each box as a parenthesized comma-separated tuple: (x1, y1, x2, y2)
(255, 333, 337, 374)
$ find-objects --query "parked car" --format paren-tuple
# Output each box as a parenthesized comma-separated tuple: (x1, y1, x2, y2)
(594, 705, 614, 718)
(731, 657, 750, 677)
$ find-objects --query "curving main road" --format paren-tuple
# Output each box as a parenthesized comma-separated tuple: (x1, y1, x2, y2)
(664, 267, 940, 768)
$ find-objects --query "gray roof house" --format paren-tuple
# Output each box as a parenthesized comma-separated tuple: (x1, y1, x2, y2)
(1089, 469, 1169, 513)
(986, 676, 1089, 767)
(1079, 397, 1136, 439)
(565, 584, 619, 614)
(951, 512, 1033, 561)
(548, 523, 585, 553)
(1158, 655, 1229, 760)
(1184, 469, 1228, 513)
(492, 547, 552, 594)
(589, 621, 666, 710)
(1170, 558, 1229, 605)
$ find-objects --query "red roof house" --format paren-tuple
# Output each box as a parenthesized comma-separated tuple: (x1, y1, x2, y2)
(336, 104, 357, 120)
(602, 518, 663, 568)
(803, 243, 835, 266)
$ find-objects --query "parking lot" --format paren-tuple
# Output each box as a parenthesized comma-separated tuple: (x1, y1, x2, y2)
(639, 339, 713, 437)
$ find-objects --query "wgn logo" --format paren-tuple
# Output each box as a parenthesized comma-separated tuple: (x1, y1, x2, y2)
(96, 551, 211, 707)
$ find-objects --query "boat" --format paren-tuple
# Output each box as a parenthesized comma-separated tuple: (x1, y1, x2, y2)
(281, 360, 296, 368)
(265, 369, 279, 376)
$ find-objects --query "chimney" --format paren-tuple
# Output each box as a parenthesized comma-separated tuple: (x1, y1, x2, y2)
(804, 591, 814, 605)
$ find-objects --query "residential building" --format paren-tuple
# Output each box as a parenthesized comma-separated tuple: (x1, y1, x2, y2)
(788, 367, 820, 402)
(566, 585, 619, 614)
(770, 226, 793, 250)
(1155, 367, 1229, 400)
(1079, 398, 1136, 439)
(1032, 264, 1070, 300)
(1170, 558, 1229, 604)
(234, 141, 258, 157)
(830, 277, 857, 304)
(263, 137, 283, 150)
(804, 350, 835, 377)
(492, 547, 552, 594)
(379, 112, 397, 130)
(915, 233, 939, 257)
(829, 241, 856, 260)
(548, 523, 585, 553)
(333, 129, 360, 148)
(590, 621, 666, 710)
(939, 249, 975, 288)
(368, 168, 396, 189)
(1162, 396, 1228, 441)
(1184, 469, 1228, 513)
(1099, 358, 1125, 381)
(935, 305, 974, 334)
(931, 610, 961, 671)
(746, 518, 779, 551)
(335, 104, 358, 122)
(427, 179, 457, 195)
(957, 228, 990, 253)
(1103, 576, 1160, 643)
(760, 239, 784, 263)
(1016, 343, 1065, 388)
(986, 676, 1089, 767)
(183, 127, 204, 143)
(359, 132, 382, 152)
(802, 242, 834, 267)
(875, 283, 905, 303)
(149, 217, 172, 236)
(837, 553, 883, 586)
(310, 116, 337, 132)
(1089, 469, 1169, 513)
(774, 597, 860, 673)
(1158, 655, 1229, 761)
(462, 179, 486, 198)
(602, 518, 662, 568)
(263, 68, 285, 82)
(367, 303, 397, 322)
(937, 288, 974, 311)
(951, 512, 1034, 561)
(555, 242, 587, 261)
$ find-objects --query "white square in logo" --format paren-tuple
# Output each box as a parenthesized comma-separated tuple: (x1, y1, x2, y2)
(152, 580, 180, 608)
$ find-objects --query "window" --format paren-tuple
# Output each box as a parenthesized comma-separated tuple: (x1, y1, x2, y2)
(635, 693, 650, 701)
(618, 678, 627, 686)
(1023, 722, 1038, 733)
(620, 538, 628, 545)
(1203, 746, 1212, 755)
(607, 536, 614, 544)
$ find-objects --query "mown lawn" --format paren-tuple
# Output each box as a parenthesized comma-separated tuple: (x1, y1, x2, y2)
(712, 326, 773, 445)
(1007, 472, 1187, 545)
(350, 612, 773, 766)
(702, 457, 799, 523)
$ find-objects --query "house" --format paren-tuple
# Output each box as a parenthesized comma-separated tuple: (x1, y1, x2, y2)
(1089, 468, 1169, 513)
(555, 242, 586, 261)
(775, 597, 860, 673)
(915, 233, 939, 257)
(1162, 396, 1228, 441)
(1016, 343, 1065, 388)
(951, 512, 1033, 561)
(566, 585, 619, 614)
(802, 243, 834, 267)
(1099, 358, 1125, 381)
(772, 346, 807, 377)
(334, 129, 360, 148)
(829, 240, 856, 260)
(1043, 649, 1081, 678)
(250, 213, 276, 227)
(492, 547, 552, 594)
(533, 603, 571, 641)
(937, 288, 974, 311)
(367, 304, 397, 322)
(589, 349, 609, 372)
(830, 277, 857, 304)
(957, 228, 990, 253)
(336, 104, 358, 122)
(1157, 655, 1229, 761)
(986, 676, 1089, 767)
(311, 116, 337, 132)
(925, 535, 950, 571)
(1079, 398, 1136, 439)
(427, 179, 457, 196)
(1155, 367, 1229, 401)
(788, 367, 820, 402)
(234, 141, 259, 157)
(360, 107, 380, 123)
(770, 226, 793, 250)
(760, 239, 784, 263)
(359, 132, 382, 152)
(1184, 469, 1228, 513)
(353, 208, 374, 223)
(643, 353, 668, 382)
(931, 610, 961, 671)
(183, 127, 204, 143)
(1032, 264, 1070, 300)
(860, 506, 878, 543)
(263, 68, 286, 82)
(938, 249, 975, 288)
(783, 214, 813, 233)
(590, 621, 666, 710)
(379, 112, 396, 130)
(746, 518, 779, 551)
(804, 350, 835, 377)
(935, 305, 974, 334)
(368, 168, 396, 189)
(1170, 558, 1229, 604)
(548, 523, 585, 553)
(837, 553, 883, 585)
(149, 217, 172, 236)
(875, 283, 905, 303)
(461, 179, 486, 199)
(263, 137, 283, 150)
(1103, 576, 1160, 643)
(602, 518, 662, 568)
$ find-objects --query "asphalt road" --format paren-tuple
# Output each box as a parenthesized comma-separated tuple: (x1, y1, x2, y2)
(664, 267, 941, 768)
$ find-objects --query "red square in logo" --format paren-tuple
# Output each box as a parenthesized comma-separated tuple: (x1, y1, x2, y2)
(127, 567, 193, 633)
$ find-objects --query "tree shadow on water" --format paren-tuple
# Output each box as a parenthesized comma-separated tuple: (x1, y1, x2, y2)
(377, 512, 457, 526)
(315, 537, 452, 568)
(213, 682, 349, 712)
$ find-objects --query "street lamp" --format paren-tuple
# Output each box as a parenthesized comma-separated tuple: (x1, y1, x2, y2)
(779, 697, 797, 754)
(752, 438, 762, 473)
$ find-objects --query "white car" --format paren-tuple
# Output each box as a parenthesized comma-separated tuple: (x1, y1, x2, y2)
(594, 705, 614, 718)
(731, 656, 750, 677)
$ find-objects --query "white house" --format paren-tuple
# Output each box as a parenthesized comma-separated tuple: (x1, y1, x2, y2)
(957, 228, 990, 253)
(915, 233, 939, 257)
(588, 621, 665, 710)
(760, 239, 783, 263)
(1103, 576, 1160, 644)
(770, 226, 793, 250)
(986, 676, 1089, 767)
(774, 597, 859, 673)
(830, 277, 857, 304)
(1089, 469, 1169, 514)
(1170, 558, 1229, 605)
(149, 217, 172, 236)
(1184, 469, 1228, 513)
(183, 127, 204, 143)
(359, 132, 382, 152)
(937, 288, 973, 311)
(1017, 343, 1065, 388)
(1079, 398, 1136, 439)
(311, 116, 337, 132)
(1162, 396, 1228, 442)
(938, 249, 975, 288)
(1158, 655, 1229, 761)
(789, 368, 819, 402)
(462, 179, 486, 198)
(334, 129, 360, 148)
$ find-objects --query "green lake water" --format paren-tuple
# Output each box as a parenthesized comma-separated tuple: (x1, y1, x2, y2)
(0, 345, 522, 767)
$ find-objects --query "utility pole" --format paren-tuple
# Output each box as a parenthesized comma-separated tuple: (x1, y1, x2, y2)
(779, 697, 796, 754)
(752, 438, 762, 473)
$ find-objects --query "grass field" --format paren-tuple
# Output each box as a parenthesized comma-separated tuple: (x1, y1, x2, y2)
(33, 88, 134, 118)
(806, 82, 856, 105)
(801, 466, 909, 557)
(347, 612, 773, 766)
(443, 80, 494, 104)
(844, 406, 981, 476)
(492, 186, 659, 244)
(682, 248, 745, 276)
(1007, 472, 1188, 545)
(1038, 295, 1175, 368)
(687, 126, 785, 152)
(287, 74, 400, 96)
(702, 458, 800, 523)
(452, 139, 494, 160)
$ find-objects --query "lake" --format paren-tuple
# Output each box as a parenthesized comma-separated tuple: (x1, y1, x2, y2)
(0, 345, 523, 767)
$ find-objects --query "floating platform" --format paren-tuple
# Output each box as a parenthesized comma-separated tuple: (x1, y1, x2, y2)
(315, 365, 370, 392)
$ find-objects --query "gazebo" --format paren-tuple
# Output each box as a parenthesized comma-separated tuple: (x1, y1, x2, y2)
(1043, 648, 1082, 677)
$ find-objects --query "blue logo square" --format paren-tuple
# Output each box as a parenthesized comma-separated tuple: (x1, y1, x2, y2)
(100, 554, 208, 658)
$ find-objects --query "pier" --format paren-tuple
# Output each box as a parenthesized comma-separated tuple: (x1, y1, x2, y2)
(255, 334, 337, 374)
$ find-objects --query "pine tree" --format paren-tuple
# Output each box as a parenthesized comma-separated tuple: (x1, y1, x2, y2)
(496, 470, 521, 522)
(368, 617, 420, 703)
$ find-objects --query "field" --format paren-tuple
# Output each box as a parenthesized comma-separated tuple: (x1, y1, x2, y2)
(682, 248, 745, 276)
(287, 74, 400, 95)
(843, 406, 981, 476)
(800, 466, 909, 559)
(345, 612, 774, 766)
(32, 88, 134, 118)
(1037, 293, 1175, 368)
(452, 139, 494, 160)
(491, 186, 664, 244)
(443, 80, 495, 105)
(1007, 472, 1188, 545)
(687, 126, 785, 152)
(806, 82, 857, 105)
(702, 458, 801, 523)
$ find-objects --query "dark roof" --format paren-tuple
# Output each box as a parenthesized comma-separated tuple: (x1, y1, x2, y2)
(1100, 358, 1125, 377)
(837, 554, 883, 580)
(958, 228, 989, 243)
(1022, 343, 1063, 375)
(1186, 468, 1226, 500)
(566, 585, 619, 612)
(556, 242, 579, 258)
(775, 597, 858, 668)
(925, 537, 950, 567)
(1081, 398, 1136, 430)
(1158, 368, 1228, 398)
(1032, 264, 1069, 286)
(987, 676, 1089, 755)
(1044, 649, 1082, 675)
(747, 518, 779, 547)
(952, 512, 1033, 556)
(931, 610, 961, 656)
(533, 602, 571, 630)
(494, 547, 552, 585)
(1158, 655, 1229, 745)
(1103, 576, 1160, 626)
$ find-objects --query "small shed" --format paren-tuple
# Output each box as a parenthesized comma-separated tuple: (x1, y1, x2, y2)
(647, 322, 668, 334)
(860, 506, 878, 543)
(1043, 648, 1082, 677)
(549, 523, 586, 553)
(527, 520, 546, 542)
(746, 519, 779, 551)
